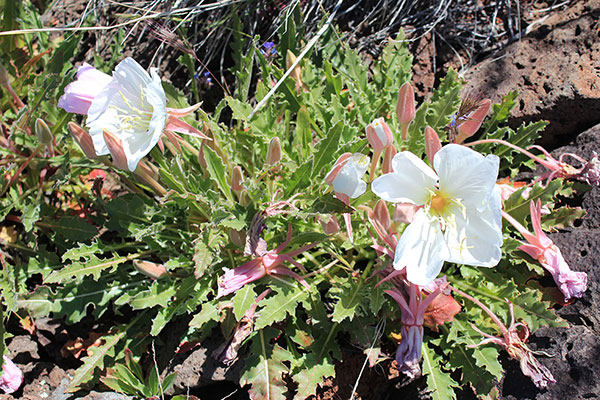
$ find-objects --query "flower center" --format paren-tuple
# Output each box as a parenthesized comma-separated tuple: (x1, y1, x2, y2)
(430, 192, 447, 213)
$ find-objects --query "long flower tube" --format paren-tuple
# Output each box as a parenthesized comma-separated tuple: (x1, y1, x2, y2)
(385, 282, 446, 378)
(502, 200, 587, 301)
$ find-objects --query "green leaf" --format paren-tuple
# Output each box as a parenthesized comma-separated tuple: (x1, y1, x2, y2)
(311, 121, 343, 178)
(227, 96, 253, 121)
(203, 146, 233, 202)
(189, 302, 219, 329)
(240, 329, 292, 400)
(127, 281, 176, 310)
(232, 285, 257, 320)
(68, 331, 125, 392)
(309, 194, 352, 214)
(22, 202, 40, 232)
(292, 353, 335, 400)
(329, 275, 367, 323)
(48, 216, 97, 242)
(46, 251, 142, 283)
(295, 106, 312, 159)
(503, 179, 565, 225)
(422, 341, 458, 400)
(254, 283, 309, 330)
(193, 240, 212, 279)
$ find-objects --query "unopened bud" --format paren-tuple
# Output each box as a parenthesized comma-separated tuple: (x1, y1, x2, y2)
(133, 260, 167, 280)
(374, 200, 391, 230)
(103, 129, 128, 170)
(424, 126, 442, 164)
(456, 99, 491, 144)
(366, 118, 394, 153)
(68, 122, 97, 159)
(319, 214, 340, 235)
(231, 166, 243, 193)
(266, 137, 282, 165)
(396, 82, 416, 126)
(35, 118, 53, 147)
(239, 190, 251, 207)
(229, 229, 246, 247)
(286, 50, 304, 94)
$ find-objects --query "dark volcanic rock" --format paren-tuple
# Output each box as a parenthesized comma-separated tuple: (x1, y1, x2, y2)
(501, 123, 600, 400)
(462, 1, 600, 147)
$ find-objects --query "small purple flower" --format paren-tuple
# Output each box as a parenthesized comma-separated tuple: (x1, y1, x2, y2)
(0, 356, 23, 394)
(263, 42, 275, 50)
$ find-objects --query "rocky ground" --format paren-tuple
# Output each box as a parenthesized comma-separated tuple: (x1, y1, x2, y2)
(2, 1, 600, 399)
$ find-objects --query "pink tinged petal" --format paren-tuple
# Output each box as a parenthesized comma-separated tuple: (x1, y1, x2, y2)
(0, 356, 23, 394)
(58, 63, 112, 115)
(217, 259, 265, 298)
(325, 153, 352, 184)
(519, 243, 546, 261)
(435, 144, 499, 210)
(395, 210, 449, 286)
(372, 152, 437, 205)
(444, 186, 503, 267)
(382, 145, 396, 174)
(393, 202, 419, 224)
(330, 154, 369, 199)
(343, 212, 353, 243)
(165, 115, 210, 139)
(543, 246, 587, 300)
(166, 102, 202, 117)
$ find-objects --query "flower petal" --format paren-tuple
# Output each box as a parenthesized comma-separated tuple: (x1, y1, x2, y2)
(444, 186, 502, 267)
(434, 144, 499, 209)
(372, 152, 437, 204)
(394, 210, 449, 285)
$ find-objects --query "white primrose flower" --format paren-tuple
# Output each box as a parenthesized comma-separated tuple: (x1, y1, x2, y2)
(86, 58, 167, 172)
(372, 144, 502, 285)
(325, 153, 370, 204)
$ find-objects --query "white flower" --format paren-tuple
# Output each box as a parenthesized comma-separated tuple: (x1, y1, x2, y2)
(86, 58, 167, 172)
(372, 144, 502, 285)
(325, 153, 370, 204)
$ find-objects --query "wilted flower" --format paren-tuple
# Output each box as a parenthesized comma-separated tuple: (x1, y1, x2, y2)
(325, 153, 370, 205)
(372, 144, 502, 285)
(58, 63, 112, 115)
(217, 225, 319, 297)
(503, 200, 587, 301)
(0, 356, 23, 394)
(385, 283, 446, 378)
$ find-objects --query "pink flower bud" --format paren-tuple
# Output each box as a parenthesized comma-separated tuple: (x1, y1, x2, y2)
(319, 214, 340, 235)
(133, 260, 167, 280)
(373, 200, 391, 230)
(266, 137, 282, 165)
(366, 118, 394, 153)
(35, 118, 53, 147)
(455, 99, 491, 144)
(396, 82, 416, 125)
(231, 166, 244, 192)
(0, 356, 23, 394)
(424, 126, 441, 165)
(103, 129, 128, 170)
(382, 145, 396, 174)
(68, 122, 98, 159)
(58, 63, 112, 115)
